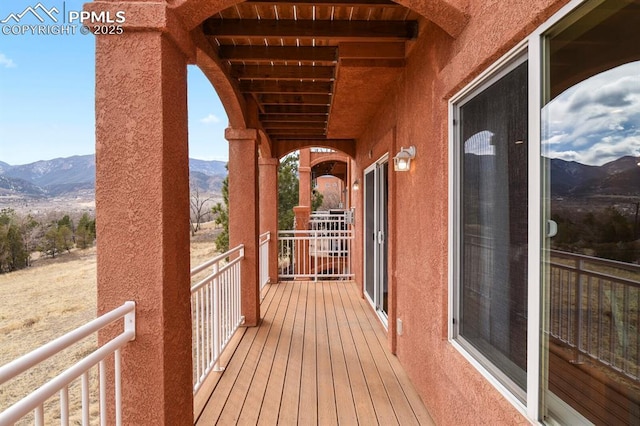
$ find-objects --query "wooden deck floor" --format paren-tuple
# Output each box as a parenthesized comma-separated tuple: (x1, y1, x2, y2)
(195, 280, 435, 425)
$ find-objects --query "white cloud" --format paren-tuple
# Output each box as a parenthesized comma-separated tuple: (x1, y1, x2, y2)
(200, 113, 221, 124)
(542, 61, 640, 165)
(0, 53, 16, 68)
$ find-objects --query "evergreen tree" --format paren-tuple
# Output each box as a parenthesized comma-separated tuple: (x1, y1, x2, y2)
(211, 172, 229, 253)
(76, 213, 96, 249)
(278, 154, 300, 230)
(42, 226, 59, 258)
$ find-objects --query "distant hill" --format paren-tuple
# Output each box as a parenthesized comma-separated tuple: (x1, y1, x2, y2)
(0, 175, 46, 197)
(0, 161, 11, 174)
(550, 155, 640, 197)
(0, 155, 227, 198)
(189, 158, 227, 176)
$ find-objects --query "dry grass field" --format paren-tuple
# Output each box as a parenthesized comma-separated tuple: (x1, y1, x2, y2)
(0, 223, 220, 424)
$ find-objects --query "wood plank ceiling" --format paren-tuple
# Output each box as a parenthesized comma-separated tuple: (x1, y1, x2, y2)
(202, 0, 419, 150)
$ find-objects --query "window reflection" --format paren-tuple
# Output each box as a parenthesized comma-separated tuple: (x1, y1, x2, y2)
(459, 60, 528, 397)
(542, 1, 640, 423)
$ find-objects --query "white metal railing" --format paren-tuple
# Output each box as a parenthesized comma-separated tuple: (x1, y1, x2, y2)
(259, 232, 271, 290)
(310, 147, 336, 153)
(278, 230, 353, 281)
(465, 235, 640, 380)
(190, 245, 245, 395)
(309, 209, 354, 231)
(548, 250, 640, 380)
(0, 301, 136, 426)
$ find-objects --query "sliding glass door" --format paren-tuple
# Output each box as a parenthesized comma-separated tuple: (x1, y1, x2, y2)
(541, 1, 640, 423)
(364, 157, 389, 323)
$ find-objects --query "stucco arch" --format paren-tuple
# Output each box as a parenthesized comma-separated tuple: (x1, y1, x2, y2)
(275, 140, 356, 160)
(310, 152, 351, 168)
(173, 0, 469, 37)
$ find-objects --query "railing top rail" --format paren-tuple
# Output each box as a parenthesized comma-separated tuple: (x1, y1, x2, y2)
(549, 259, 640, 288)
(278, 229, 353, 235)
(0, 301, 135, 385)
(549, 249, 640, 273)
(191, 255, 244, 293)
(0, 331, 134, 425)
(259, 232, 271, 244)
(190, 244, 245, 277)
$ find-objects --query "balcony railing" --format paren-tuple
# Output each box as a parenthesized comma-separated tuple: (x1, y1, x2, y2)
(548, 250, 640, 380)
(0, 301, 136, 425)
(259, 232, 271, 291)
(190, 245, 245, 396)
(278, 230, 353, 281)
(309, 209, 354, 231)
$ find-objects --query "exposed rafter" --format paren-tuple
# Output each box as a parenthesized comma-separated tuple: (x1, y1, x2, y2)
(218, 46, 338, 63)
(262, 122, 327, 130)
(204, 20, 418, 41)
(260, 114, 329, 122)
(258, 94, 332, 106)
(245, 0, 398, 5)
(205, 0, 417, 148)
(231, 65, 335, 81)
(262, 105, 329, 115)
(239, 80, 333, 94)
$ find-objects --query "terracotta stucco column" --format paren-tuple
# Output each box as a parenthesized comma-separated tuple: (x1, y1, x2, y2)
(227, 128, 260, 326)
(259, 157, 279, 284)
(298, 148, 312, 208)
(94, 4, 193, 424)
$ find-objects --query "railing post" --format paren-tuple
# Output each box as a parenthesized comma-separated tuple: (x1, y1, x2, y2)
(213, 262, 222, 372)
(314, 231, 318, 282)
(574, 258, 584, 363)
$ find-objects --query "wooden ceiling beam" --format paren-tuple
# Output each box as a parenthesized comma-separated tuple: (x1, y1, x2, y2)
(204, 19, 418, 41)
(259, 94, 332, 106)
(240, 80, 332, 94)
(262, 105, 329, 114)
(260, 114, 328, 122)
(263, 122, 327, 130)
(245, 0, 398, 6)
(218, 46, 338, 63)
(231, 65, 335, 80)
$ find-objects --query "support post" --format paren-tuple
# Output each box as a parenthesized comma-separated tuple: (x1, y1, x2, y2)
(227, 128, 261, 326)
(95, 22, 192, 425)
(298, 148, 312, 208)
(259, 157, 279, 284)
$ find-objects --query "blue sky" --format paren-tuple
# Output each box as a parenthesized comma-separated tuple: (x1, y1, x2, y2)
(0, 0, 229, 166)
(542, 61, 640, 166)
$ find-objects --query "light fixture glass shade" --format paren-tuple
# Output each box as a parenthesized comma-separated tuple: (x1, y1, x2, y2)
(393, 146, 416, 171)
(352, 179, 360, 190)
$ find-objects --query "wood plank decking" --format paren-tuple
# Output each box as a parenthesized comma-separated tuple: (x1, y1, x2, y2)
(195, 280, 434, 425)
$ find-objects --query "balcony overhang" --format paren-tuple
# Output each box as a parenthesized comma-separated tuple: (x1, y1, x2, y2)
(198, 0, 422, 156)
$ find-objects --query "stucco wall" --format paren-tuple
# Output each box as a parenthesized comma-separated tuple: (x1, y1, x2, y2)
(352, 0, 567, 424)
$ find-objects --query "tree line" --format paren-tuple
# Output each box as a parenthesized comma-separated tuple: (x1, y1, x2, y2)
(208, 154, 323, 253)
(0, 209, 96, 273)
(552, 205, 639, 263)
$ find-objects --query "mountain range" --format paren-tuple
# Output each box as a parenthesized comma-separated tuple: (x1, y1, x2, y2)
(550, 155, 640, 197)
(0, 155, 227, 198)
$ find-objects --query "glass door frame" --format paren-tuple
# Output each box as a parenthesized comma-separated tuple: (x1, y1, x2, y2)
(364, 154, 390, 327)
(447, 0, 606, 423)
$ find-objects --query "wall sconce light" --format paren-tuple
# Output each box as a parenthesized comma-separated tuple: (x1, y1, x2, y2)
(394, 146, 416, 171)
(352, 179, 360, 191)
